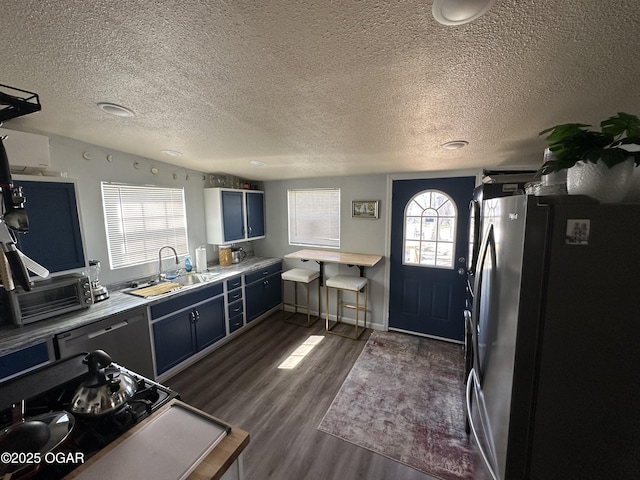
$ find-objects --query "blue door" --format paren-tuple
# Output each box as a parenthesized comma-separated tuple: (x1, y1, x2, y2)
(246, 191, 265, 238)
(389, 177, 475, 341)
(15, 180, 85, 273)
(195, 297, 226, 350)
(153, 311, 196, 375)
(222, 190, 244, 242)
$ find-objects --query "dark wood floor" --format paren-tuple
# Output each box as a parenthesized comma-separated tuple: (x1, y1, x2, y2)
(167, 312, 440, 480)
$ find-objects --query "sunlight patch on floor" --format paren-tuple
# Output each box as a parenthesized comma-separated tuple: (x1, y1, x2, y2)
(278, 335, 325, 369)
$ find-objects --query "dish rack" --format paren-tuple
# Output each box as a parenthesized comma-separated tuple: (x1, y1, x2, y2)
(0, 84, 42, 122)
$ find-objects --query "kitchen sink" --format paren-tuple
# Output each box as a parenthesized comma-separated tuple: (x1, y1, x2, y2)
(123, 273, 222, 298)
(173, 275, 204, 286)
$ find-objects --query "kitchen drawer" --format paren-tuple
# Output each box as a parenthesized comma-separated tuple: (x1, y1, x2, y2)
(227, 288, 243, 304)
(245, 262, 282, 285)
(226, 276, 242, 291)
(150, 283, 223, 320)
(227, 298, 244, 319)
(228, 313, 244, 334)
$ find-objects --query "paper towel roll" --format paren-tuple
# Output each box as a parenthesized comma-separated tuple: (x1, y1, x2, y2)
(195, 247, 207, 273)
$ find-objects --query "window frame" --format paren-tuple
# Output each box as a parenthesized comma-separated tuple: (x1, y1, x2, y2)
(101, 181, 189, 270)
(287, 188, 341, 249)
(402, 189, 457, 269)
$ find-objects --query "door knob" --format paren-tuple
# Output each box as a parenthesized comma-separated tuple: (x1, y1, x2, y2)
(458, 257, 466, 263)
(458, 268, 466, 275)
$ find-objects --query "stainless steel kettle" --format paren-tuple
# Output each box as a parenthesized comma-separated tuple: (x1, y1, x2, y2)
(232, 247, 246, 263)
(70, 350, 136, 416)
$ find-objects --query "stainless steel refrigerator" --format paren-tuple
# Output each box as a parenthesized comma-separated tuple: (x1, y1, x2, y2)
(466, 194, 640, 480)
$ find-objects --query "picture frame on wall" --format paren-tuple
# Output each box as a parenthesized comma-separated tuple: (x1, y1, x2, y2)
(352, 200, 379, 219)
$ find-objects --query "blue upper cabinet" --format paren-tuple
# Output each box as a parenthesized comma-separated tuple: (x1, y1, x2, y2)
(221, 190, 245, 242)
(246, 191, 265, 239)
(14, 179, 86, 274)
(204, 188, 265, 244)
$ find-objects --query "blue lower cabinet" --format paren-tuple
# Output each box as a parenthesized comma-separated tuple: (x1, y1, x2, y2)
(0, 342, 52, 382)
(246, 269, 282, 322)
(153, 293, 225, 375)
(195, 296, 225, 351)
(153, 310, 196, 375)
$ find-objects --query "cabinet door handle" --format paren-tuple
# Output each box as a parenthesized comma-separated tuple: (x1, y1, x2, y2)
(193, 310, 200, 322)
(263, 271, 269, 275)
(189, 311, 196, 323)
(87, 321, 129, 339)
(233, 307, 241, 313)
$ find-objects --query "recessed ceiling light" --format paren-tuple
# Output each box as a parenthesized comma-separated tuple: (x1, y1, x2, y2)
(441, 140, 469, 150)
(161, 149, 183, 157)
(432, 0, 496, 26)
(250, 160, 268, 167)
(96, 102, 135, 117)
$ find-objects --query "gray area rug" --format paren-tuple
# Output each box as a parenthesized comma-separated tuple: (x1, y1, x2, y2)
(318, 331, 477, 480)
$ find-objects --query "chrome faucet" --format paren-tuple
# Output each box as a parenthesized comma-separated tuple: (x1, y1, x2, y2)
(158, 245, 179, 282)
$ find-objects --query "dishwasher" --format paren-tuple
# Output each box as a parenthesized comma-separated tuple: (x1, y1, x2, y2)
(56, 307, 155, 379)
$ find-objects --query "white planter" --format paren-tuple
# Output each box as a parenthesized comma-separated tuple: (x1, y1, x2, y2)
(567, 158, 635, 203)
(623, 166, 640, 202)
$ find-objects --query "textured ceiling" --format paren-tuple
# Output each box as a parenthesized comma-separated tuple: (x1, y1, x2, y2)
(1, 0, 640, 180)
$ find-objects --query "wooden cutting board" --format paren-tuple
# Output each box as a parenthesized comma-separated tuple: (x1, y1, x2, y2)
(128, 282, 181, 298)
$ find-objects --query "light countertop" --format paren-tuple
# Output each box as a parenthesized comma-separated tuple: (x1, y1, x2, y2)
(0, 256, 281, 357)
(284, 249, 383, 267)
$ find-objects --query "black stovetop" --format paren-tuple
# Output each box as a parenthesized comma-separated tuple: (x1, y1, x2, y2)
(0, 354, 178, 479)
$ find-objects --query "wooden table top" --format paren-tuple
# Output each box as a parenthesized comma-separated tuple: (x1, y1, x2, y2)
(285, 249, 383, 267)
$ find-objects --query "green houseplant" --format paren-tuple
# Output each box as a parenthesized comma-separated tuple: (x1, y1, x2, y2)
(538, 112, 640, 202)
(539, 112, 640, 174)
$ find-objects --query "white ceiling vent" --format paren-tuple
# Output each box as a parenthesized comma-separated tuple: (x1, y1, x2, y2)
(0, 128, 51, 173)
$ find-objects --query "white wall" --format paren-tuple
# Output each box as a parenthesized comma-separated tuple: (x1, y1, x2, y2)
(22, 133, 214, 286)
(254, 175, 388, 329)
(255, 171, 488, 331)
(13, 130, 489, 332)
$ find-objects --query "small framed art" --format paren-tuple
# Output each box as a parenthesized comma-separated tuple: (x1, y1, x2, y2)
(352, 200, 379, 219)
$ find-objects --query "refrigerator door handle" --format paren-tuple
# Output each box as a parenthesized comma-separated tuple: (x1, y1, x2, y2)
(466, 369, 500, 480)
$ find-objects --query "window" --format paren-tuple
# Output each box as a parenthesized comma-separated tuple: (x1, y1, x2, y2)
(102, 182, 189, 269)
(403, 190, 457, 268)
(288, 188, 340, 248)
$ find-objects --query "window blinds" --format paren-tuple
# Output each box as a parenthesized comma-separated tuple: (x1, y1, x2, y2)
(102, 182, 189, 269)
(288, 188, 340, 248)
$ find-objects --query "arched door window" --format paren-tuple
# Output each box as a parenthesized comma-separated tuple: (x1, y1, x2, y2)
(403, 190, 457, 268)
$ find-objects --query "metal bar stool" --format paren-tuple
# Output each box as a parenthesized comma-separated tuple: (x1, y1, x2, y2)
(281, 268, 321, 327)
(325, 275, 367, 339)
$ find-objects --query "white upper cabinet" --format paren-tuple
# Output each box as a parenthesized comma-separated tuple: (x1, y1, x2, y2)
(204, 188, 265, 245)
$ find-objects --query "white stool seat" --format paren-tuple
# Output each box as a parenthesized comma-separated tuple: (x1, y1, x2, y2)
(281, 268, 320, 284)
(282, 268, 321, 327)
(325, 274, 367, 291)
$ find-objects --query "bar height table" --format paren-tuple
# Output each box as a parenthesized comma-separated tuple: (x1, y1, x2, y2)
(284, 249, 383, 286)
